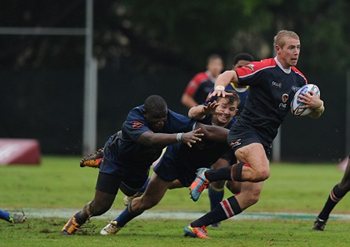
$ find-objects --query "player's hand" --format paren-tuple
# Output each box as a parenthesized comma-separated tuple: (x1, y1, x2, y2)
(182, 128, 204, 148)
(210, 86, 233, 98)
(203, 101, 219, 115)
(298, 91, 323, 109)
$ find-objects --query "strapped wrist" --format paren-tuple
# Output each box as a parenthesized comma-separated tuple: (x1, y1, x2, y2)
(215, 85, 225, 91)
(176, 133, 184, 142)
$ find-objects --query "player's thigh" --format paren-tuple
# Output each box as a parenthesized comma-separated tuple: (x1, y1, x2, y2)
(235, 143, 269, 170)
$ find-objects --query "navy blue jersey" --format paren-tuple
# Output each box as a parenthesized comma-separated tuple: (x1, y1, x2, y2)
(235, 57, 307, 144)
(117, 105, 195, 166)
(193, 79, 214, 104)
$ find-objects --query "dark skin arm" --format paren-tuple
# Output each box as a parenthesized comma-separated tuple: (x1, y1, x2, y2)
(137, 128, 204, 148)
(195, 122, 229, 143)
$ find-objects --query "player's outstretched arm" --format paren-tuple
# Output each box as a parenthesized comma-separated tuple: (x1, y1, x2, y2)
(196, 123, 229, 143)
(138, 129, 204, 147)
(212, 70, 238, 97)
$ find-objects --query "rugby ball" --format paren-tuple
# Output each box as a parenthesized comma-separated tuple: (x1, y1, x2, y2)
(291, 84, 320, 116)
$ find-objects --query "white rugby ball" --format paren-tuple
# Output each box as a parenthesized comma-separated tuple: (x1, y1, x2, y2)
(291, 84, 320, 116)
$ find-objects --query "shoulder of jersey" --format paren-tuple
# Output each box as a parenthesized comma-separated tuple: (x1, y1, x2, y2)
(193, 72, 209, 82)
(291, 67, 308, 83)
(237, 58, 276, 77)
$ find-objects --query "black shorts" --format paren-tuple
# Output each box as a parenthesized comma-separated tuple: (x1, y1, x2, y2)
(227, 124, 272, 160)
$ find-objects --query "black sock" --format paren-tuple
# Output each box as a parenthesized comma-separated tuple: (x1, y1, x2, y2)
(205, 163, 244, 182)
(205, 166, 232, 182)
(318, 185, 347, 220)
(191, 196, 242, 227)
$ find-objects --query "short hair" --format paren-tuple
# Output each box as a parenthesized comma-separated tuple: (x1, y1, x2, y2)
(233, 53, 254, 66)
(218, 90, 240, 107)
(273, 30, 300, 48)
(144, 95, 167, 115)
(207, 54, 222, 65)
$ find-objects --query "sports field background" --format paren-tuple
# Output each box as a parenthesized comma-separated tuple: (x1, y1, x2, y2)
(1, 156, 350, 246)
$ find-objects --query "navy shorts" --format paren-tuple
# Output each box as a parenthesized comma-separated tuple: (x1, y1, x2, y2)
(227, 123, 272, 160)
(153, 145, 205, 187)
(97, 133, 149, 195)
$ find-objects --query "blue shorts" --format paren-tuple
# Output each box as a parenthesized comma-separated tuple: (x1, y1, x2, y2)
(227, 122, 272, 160)
(97, 133, 149, 194)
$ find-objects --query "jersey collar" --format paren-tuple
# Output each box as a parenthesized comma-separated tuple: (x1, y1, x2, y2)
(274, 57, 291, 74)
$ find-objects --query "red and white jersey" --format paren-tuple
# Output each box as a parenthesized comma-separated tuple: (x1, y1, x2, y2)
(234, 57, 307, 143)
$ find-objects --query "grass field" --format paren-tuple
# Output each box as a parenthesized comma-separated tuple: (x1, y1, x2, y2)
(1, 156, 350, 246)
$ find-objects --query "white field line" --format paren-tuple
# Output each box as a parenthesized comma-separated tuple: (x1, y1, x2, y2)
(20, 208, 350, 221)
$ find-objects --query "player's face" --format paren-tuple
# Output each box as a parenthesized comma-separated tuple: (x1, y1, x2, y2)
(212, 98, 238, 127)
(276, 37, 300, 68)
(207, 58, 223, 78)
(144, 109, 168, 132)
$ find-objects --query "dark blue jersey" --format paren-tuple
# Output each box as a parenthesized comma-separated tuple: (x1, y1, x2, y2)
(111, 105, 195, 168)
(235, 57, 307, 143)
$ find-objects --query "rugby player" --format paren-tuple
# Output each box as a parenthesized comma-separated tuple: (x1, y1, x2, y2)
(185, 30, 325, 239)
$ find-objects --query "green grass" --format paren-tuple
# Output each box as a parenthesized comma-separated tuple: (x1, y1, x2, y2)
(1, 156, 350, 246)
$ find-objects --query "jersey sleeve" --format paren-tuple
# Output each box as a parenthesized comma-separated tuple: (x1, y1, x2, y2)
(183, 72, 208, 96)
(122, 107, 151, 141)
(235, 59, 275, 86)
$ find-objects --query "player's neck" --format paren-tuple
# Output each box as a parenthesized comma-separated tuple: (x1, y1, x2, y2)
(274, 56, 291, 74)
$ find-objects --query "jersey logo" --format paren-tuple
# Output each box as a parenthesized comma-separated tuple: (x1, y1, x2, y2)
(131, 121, 144, 129)
(245, 64, 254, 71)
(271, 81, 282, 88)
(281, 93, 289, 103)
(229, 139, 242, 149)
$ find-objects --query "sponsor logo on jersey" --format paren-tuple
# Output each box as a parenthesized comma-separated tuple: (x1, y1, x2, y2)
(271, 81, 282, 88)
(291, 86, 300, 92)
(132, 121, 143, 129)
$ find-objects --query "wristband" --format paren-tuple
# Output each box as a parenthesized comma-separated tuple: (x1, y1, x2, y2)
(214, 85, 225, 91)
(176, 133, 184, 142)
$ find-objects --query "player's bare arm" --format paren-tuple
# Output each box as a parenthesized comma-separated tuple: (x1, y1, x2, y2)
(195, 123, 229, 143)
(137, 129, 204, 148)
(212, 70, 238, 97)
(188, 101, 219, 120)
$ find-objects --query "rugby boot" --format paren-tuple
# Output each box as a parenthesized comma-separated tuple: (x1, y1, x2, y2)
(100, 220, 123, 235)
(190, 168, 210, 201)
(184, 225, 209, 239)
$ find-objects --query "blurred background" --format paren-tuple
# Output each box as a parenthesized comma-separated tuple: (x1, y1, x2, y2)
(0, 0, 349, 162)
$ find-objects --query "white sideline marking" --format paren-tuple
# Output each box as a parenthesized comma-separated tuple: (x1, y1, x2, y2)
(20, 208, 350, 221)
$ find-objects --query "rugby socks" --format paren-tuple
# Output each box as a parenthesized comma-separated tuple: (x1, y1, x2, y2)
(205, 162, 245, 182)
(318, 184, 348, 221)
(115, 206, 143, 227)
(205, 166, 232, 182)
(0, 209, 11, 222)
(208, 185, 224, 211)
(190, 196, 242, 227)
